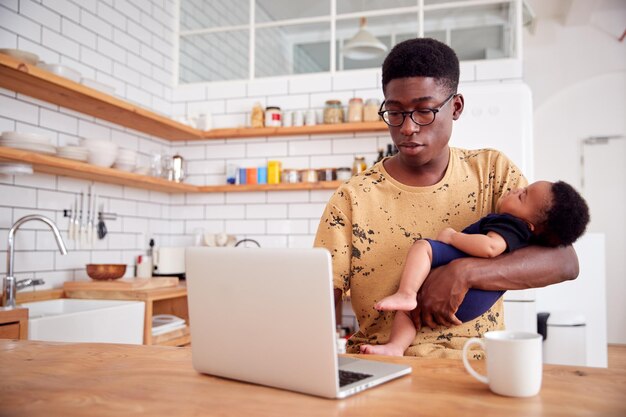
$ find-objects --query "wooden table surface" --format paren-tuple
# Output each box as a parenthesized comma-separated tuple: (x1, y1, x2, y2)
(0, 340, 624, 417)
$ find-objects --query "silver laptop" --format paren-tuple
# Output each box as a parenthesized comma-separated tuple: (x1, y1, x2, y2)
(185, 247, 411, 399)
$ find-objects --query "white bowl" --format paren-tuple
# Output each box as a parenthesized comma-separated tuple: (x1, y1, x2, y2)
(133, 166, 150, 175)
(81, 138, 118, 152)
(0, 49, 39, 65)
(1, 131, 51, 144)
(117, 147, 138, 157)
(114, 162, 136, 172)
(88, 153, 117, 168)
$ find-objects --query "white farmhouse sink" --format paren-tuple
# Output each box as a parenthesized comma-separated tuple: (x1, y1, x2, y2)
(21, 299, 145, 344)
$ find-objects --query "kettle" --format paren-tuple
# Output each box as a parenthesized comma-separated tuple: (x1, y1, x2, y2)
(163, 154, 186, 183)
(172, 154, 186, 183)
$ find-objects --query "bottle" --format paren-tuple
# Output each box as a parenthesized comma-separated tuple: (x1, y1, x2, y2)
(352, 156, 367, 175)
(267, 160, 282, 184)
(251, 102, 264, 128)
(385, 144, 394, 157)
(374, 148, 384, 164)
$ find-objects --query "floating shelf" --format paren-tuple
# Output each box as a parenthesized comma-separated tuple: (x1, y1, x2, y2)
(198, 181, 342, 193)
(0, 54, 203, 141)
(0, 147, 343, 193)
(203, 121, 388, 140)
(0, 146, 197, 192)
(0, 53, 388, 141)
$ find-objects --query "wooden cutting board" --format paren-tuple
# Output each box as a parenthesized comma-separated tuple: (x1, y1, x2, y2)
(63, 277, 179, 292)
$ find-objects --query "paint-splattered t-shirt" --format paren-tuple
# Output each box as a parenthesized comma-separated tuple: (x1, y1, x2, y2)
(314, 147, 527, 358)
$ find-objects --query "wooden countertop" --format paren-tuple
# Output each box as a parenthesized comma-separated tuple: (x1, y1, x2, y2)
(0, 340, 624, 417)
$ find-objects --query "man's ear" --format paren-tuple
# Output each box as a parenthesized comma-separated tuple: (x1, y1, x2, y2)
(452, 94, 464, 120)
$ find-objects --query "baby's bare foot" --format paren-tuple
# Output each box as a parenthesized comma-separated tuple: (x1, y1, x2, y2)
(360, 344, 405, 357)
(375, 292, 417, 311)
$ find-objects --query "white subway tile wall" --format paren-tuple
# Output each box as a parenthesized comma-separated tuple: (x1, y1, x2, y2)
(0, 0, 520, 290)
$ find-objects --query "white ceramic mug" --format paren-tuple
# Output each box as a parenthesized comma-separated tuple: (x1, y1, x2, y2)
(462, 330, 543, 397)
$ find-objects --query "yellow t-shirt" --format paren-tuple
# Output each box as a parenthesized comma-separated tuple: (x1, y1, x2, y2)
(314, 147, 528, 358)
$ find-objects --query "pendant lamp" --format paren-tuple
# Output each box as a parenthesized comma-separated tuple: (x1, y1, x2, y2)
(342, 17, 388, 60)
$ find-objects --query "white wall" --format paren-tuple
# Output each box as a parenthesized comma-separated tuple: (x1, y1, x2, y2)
(0, 0, 178, 288)
(1, 0, 620, 356)
(523, 12, 626, 344)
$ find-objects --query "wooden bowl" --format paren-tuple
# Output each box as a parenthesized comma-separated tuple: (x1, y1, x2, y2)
(86, 264, 127, 280)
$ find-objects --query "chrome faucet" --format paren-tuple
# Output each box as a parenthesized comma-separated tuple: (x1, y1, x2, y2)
(3, 215, 68, 308)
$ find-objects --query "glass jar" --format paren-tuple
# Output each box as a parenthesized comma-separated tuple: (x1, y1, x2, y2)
(347, 98, 363, 123)
(282, 169, 300, 183)
(363, 98, 381, 122)
(251, 102, 264, 127)
(352, 156, 367, 175)
(301, 169, 318, 183)
(336, 167, 352, 180)
(323, 100, 343, 124)
(265, 106, 282, 127)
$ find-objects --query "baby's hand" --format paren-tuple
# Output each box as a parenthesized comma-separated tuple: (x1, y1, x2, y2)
(437, 227, 457, 243)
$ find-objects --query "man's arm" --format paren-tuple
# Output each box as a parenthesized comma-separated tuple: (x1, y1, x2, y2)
(415, 245, 579, 329)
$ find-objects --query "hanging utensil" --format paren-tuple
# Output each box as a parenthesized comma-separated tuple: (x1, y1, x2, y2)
(97, 203, 107, 239)
(91, 190, 98, 245)
(69, 194, 77, 241)
(86, 186, 93, 247)
(79, 190, 87, 248)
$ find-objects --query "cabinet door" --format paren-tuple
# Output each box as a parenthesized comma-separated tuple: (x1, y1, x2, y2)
(0, 322, 21, 339)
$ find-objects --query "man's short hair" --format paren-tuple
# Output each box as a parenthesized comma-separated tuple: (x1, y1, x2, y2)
(382, 37, 460, 94)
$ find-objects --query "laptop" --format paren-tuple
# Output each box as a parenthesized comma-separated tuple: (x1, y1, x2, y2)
(185, 247, 412, 399)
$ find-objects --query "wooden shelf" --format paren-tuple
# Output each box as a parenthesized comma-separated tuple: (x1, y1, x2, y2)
(203, 121, 388, 139)
(0, 146, 343, 193)
(198, 181, 342, 193)
(0, 53, 388, 141)
(0, 146, 198, 193)
(0, 53, 203, 141)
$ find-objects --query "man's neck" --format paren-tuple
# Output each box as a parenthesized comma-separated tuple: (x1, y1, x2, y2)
(383, 148, 450, 187)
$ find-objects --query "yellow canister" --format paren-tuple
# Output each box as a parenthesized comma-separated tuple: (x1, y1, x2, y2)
(267, 160, 282, 184)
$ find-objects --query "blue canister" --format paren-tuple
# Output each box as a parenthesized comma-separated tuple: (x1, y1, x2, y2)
(238, 167, 247, 185)
(257, 166, 268, 184)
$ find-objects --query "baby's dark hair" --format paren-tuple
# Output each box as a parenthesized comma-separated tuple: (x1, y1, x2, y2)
(382, 38, 460, 94)
(534, 181, 590, 247)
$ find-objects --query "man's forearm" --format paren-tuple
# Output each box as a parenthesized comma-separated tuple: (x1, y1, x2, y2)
(458, 244, 579, 291)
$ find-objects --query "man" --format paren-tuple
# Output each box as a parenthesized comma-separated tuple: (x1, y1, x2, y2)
(314, 38, 578, 358)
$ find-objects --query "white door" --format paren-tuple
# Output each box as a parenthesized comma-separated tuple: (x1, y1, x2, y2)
(582, 136, 626, 344)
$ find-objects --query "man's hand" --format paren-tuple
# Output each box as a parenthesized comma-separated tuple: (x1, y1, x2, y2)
(436, 227, 456, 244)
(414, 260, 467, 329)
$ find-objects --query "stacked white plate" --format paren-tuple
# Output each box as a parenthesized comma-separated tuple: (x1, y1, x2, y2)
(81, 138, 118, 167)
(36, 63, 81, 83)
(114, 148, 138, 172)
(0, 131, 56, 155)
(57, 145, 89, 161)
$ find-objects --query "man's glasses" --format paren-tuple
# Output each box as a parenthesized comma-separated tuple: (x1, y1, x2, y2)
(378, 93, 457, 127)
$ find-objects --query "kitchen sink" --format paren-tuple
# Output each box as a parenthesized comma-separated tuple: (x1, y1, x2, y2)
(21, 299, 145, 344)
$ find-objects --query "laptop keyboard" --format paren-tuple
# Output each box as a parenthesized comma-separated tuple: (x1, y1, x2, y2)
(338, 370, 373, 387)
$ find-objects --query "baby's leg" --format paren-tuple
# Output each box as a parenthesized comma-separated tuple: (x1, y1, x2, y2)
(375, 239, 433, 311)
(360, 311, 416, 356)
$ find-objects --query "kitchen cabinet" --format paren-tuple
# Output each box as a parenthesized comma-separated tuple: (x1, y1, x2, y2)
(0, 307, 28, 340)
(0, 52, 379, 193)
(64, 284, 190, 347)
